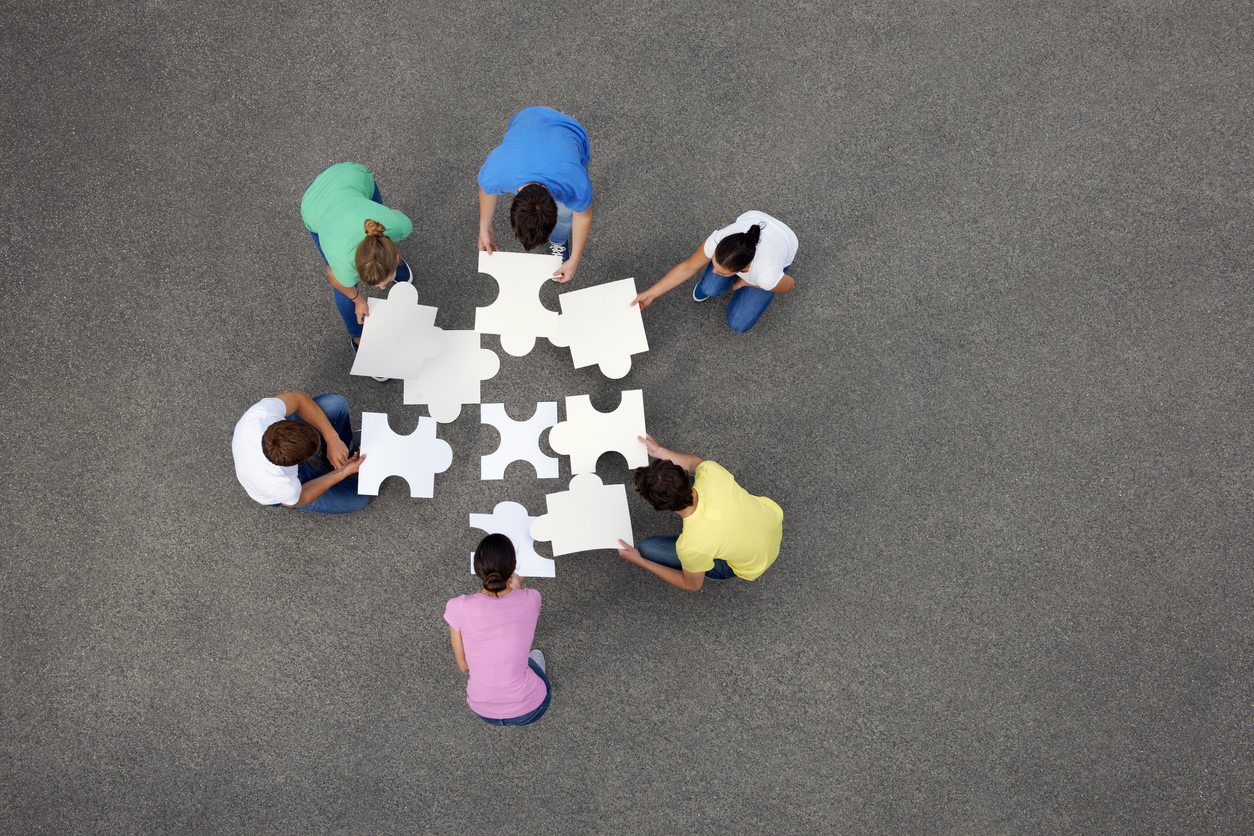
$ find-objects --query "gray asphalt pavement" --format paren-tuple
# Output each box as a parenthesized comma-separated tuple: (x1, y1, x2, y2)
(2, 1, 1251, 834)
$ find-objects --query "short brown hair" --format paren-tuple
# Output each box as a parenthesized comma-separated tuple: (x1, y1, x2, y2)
(633, 460, 694, 512)
(355, 219, 400, 287)
(261, 420, 320, 466)
(509, 184, 557, 251)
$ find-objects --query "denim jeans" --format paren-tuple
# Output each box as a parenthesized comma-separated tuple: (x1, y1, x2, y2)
(475, 659, 551, 726)
(636, 536, 737, 580)
(308, 183, 411, 340)
(549, 199, 573, 246)
(695, 262, 791, 334)
(277, 393, 368, 515)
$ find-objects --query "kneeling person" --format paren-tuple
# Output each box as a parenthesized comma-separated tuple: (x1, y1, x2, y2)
(231, 391, 367, 514)
(617, 435, 783, 591)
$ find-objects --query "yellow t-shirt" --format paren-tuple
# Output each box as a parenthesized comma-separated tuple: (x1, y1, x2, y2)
(676, 461, 783, 580)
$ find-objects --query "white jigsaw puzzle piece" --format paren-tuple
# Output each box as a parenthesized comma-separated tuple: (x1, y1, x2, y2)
(350, 282, 446, 380)
(480, 402, 559, 480)
(356, 412, 453, 498)
(548, 390, 648, 475)
(529, 473, 634, 556)
(551, 277, 649, 379)
(402, 331, 501, 423)
(469, 501, 555, 579)
(474, 251, 562, 357)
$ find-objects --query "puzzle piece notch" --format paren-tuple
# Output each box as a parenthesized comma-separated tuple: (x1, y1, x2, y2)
(551, 277, 649, 379)
(548, 390, 648, 475)
(469, 501, 555, 579)
(474, 251, 562, 357)
(529, 473, 634, 556)
(350, 282, 446, 380)
(402, 331, 501, 423)
(480, 402, 559, 481)
(357, 412, 453, 498)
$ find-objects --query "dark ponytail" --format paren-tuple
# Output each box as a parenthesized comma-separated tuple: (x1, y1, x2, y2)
(712, 222, 763, 273)
(473, 533, 517, 595)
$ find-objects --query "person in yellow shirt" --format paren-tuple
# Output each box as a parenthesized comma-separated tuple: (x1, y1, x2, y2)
(617, 435, 783, 591)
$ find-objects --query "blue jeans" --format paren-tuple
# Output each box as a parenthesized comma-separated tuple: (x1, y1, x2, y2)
(637, 536, 737, 580)
(475, 659, 551, 726)
(276, 393, 368, 515)
(695, 262, 790, 334)
(549, 199, 573, 246)
(308, 182, 411, 340)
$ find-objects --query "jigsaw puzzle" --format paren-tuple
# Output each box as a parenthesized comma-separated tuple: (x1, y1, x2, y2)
(402, 330, 501, 423)
(551, 277, 649, 379)
(480, 402, 559, 480)
(548, 390, 648, 475)
(469, 501, 555, 578)
(350, 282, 446, 380)
(356, 412, 453, 498)
(474, 251, 562, 357)
(529, 473, 634, 556)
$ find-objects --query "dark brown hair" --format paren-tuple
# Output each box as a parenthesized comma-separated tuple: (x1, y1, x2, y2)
(632, 460, 694, 512)
(355, 219, 399, 287)
(473, 533, 517, 595)
(713, 222, 763, 273)
(261, 420, 320, 467)
(509, 184, 557, 251)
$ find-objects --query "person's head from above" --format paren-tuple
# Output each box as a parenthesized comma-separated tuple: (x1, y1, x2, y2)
(474, 533, 517, 596)
(509, 183, 557, 251)
(633, 459, 694, 512)
(356, 219, 401, 288)
(712, 222, 763, 276)
(261, 420, 320, 467)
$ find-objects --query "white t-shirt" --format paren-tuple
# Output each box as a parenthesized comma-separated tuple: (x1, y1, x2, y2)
(232, 398, 302, 506)
(703, 210, 798, 291)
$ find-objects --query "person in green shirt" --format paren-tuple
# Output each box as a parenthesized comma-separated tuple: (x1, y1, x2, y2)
(300, 162, 413, 349)
(617, 435, 784, 591)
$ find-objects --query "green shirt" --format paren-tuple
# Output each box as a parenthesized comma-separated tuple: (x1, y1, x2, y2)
(676, 461, 783, 580)
(300, 162, 413, 288)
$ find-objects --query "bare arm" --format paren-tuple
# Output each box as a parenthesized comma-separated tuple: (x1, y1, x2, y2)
(477, 187, 499, 253)
(631, 245, 711, 310)
(327, 266, 370, 326)
(734, 273, 795, 294)
(552, 207, 591, 283)
(275, 391, 350, 468)
(639, 434, 704, 475)
(617, 540, 705, 591)
(284, 453, 365, 507)
(449, 625, 469, 672)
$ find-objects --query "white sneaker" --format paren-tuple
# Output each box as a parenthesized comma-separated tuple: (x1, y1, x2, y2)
(371, 375, 390, 382)
(528, 649, 546, 673)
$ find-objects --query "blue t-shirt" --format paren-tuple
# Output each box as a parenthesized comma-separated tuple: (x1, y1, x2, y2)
(477, 107, 592, 212)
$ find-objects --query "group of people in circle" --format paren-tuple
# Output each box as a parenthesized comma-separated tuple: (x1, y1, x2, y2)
(231, 106, 793, 725)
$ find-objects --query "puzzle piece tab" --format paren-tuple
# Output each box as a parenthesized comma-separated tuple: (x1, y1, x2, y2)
(469, 501, 555, 578)
(357, 412, 453, 498)
(480, 402, 559, 480)
(529, 473, 634, 556)
(548, 390, 648, 475)
(474, 251, 562, 357)
(402, 331, 501, 423)
(551, 277, 649, 379)
(350, 282, 446, 380)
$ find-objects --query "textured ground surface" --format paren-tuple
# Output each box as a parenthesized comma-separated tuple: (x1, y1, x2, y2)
(2, 1, 1251, 834)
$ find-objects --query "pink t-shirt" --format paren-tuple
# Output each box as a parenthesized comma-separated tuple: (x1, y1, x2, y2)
(443, 588, 546, 719)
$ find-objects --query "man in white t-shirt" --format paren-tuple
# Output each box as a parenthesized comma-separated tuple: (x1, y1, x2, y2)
(231, 391, 367, 514)
(632, 209, 798, 333)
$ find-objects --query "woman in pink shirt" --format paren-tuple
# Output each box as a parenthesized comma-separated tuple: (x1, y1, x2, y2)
(444, 534, 551, 725)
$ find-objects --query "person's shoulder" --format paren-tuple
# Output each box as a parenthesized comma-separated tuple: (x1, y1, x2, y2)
(697, 460, 729, 477)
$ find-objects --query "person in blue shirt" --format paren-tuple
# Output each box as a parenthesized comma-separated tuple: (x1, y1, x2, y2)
(477, 107, 592, 284)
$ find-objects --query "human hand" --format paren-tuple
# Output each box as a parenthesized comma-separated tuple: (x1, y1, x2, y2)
(325, 436, 350, 470)
(337, 451, 365, 476)
(731, 277, 750, 291)
(508, 572, 523, 590)
(631, 289, 658, 310)
(477, 227, 497, 254)
(551, 260, 577, 283)
(354, 294, 370, 325)
(616, 540, 642, 564)
(638, 433, 663, 459)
